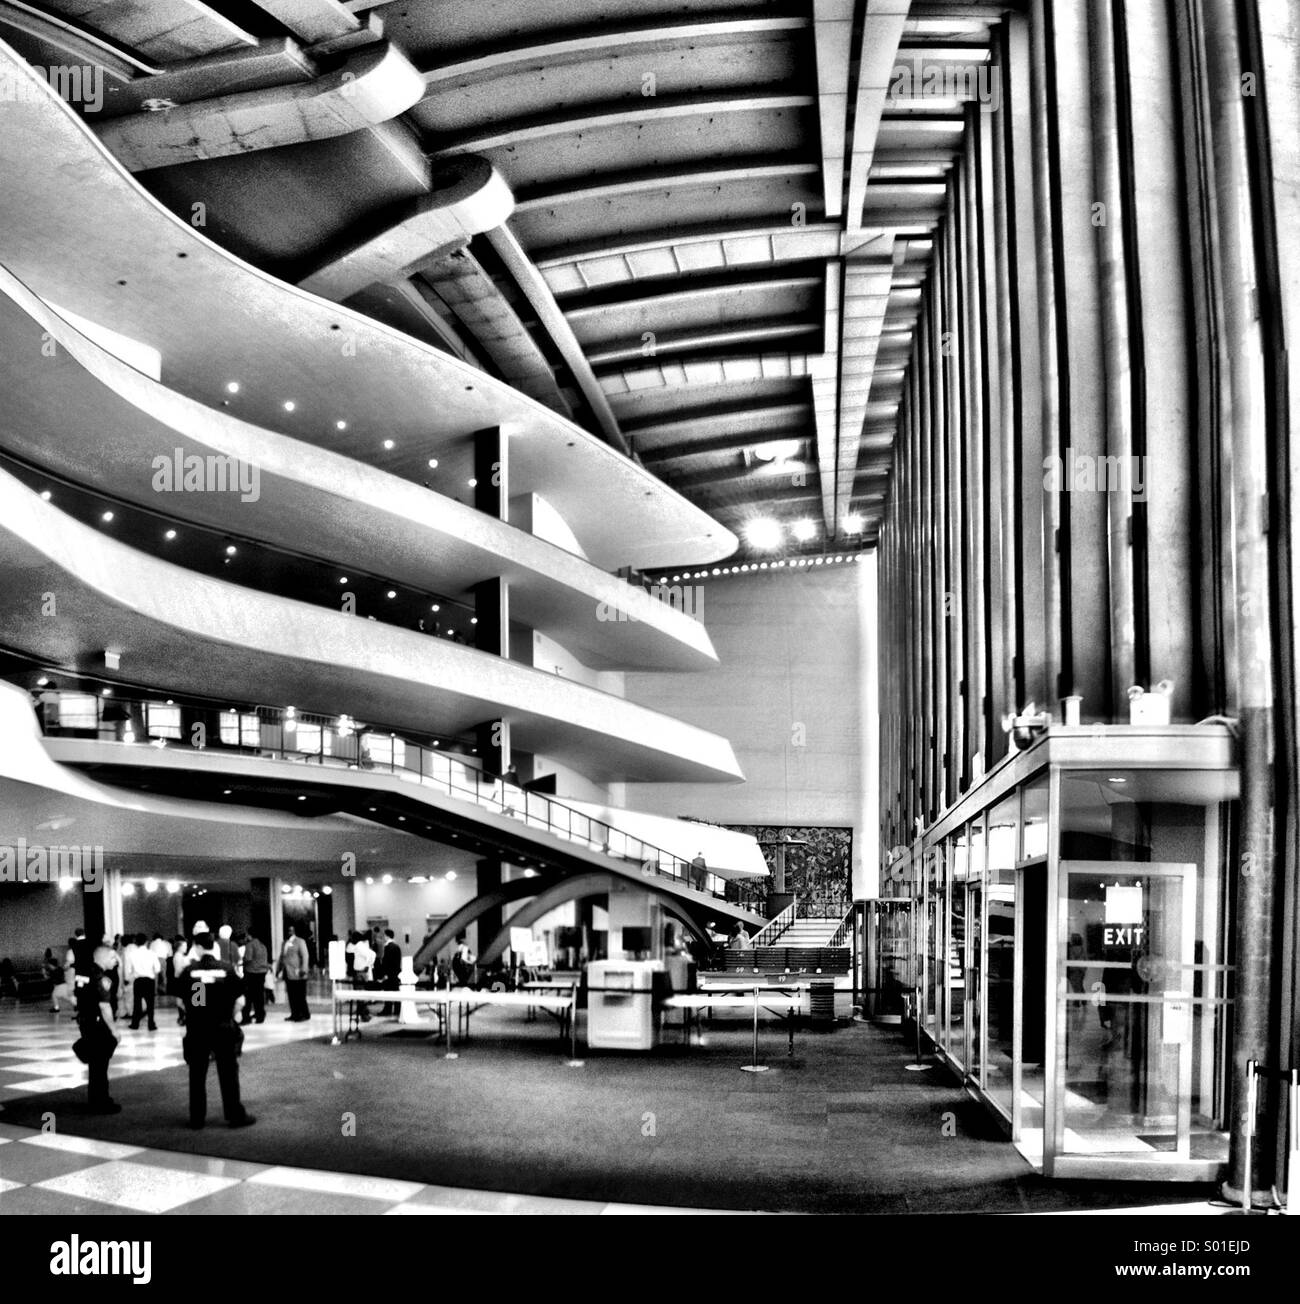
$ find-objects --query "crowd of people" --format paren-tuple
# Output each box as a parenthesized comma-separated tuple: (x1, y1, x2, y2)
(25, 921, 342, 1123)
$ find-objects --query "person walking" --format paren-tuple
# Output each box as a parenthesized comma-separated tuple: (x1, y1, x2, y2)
(277, 925, 311, 1021)
(181, 930, 254, 1129)
(74, 944, 120, 1114)
(690, 852, 709, 893)
(238, 932, 269, 1024)
(126, 932, 160, 1031)
(149, 933, 173, 998)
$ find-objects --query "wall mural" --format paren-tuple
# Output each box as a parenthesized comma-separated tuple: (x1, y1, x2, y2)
(721, 825, 853, 917)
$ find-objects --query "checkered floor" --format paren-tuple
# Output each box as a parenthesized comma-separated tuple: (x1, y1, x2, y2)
(0, 1001, 713, 1215)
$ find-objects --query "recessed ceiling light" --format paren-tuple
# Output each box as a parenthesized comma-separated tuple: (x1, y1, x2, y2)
(752, 438, 802, 463)
(40, 490, 52, 501)
(283, 401, 296, 412)
(102, 688, 112, 697)
(297, 795, 306, 801)
(792, 519, 817, 542)
(336, 420, 347, 430)
(1108, 776, 1129, 785)
(382, 439, 395, 450)
(36, 676, 49, 686)
(467, 478, 477, 488)
(223, 788, 232, 795)
(386, 589, 396, 599)
(382, 873, 393, 884)
(843, 513, 865, 534)
(101, 511, 114, 523)
(339, 576, 348, 584)
(226, 381, 239, 394)
(427, 458, 439, 469)
(164, 529, 177, 540)
(431, 603, 440, 612)
(225, 545, 237, 556)
(470, 617, 478, 625)
(445, 871, 456, 881)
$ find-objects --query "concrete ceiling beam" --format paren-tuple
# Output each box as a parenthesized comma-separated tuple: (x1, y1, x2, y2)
(812, 0, 854, 219)
(37, 0, 258, 61)
(250, 0, 360, 44)
(418, 16, 808, 92)
(486, 223, 628, 454)
(94, 40, 424, 172)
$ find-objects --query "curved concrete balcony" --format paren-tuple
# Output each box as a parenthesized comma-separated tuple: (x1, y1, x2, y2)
(0, 37, 736, 572)
(0, 469, 745, 785)
(0, 267, 715, 673)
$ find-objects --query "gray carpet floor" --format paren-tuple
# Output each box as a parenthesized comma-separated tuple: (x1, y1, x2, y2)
(0, 1013, 1214, 1213)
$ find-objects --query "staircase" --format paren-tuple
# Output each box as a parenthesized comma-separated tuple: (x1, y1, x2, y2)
(775, 918, 845, 948)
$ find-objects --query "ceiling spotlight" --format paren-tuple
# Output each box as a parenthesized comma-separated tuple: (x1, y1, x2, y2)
(336, 420, 347, 431)
(36, 676, 49, 687)
(339, 576, 348, 584)
(431, 603, 440, 613)
(427, 458, 439, 470)
(101, 511, 114, 523)
(297, 795, 306, 801)
(101, 688, 113, 697)
(40, 489, 52, 501)
(225, 381, 240, 394)
(843, 513, 865, 534)
(744, 518, 784, 551)
(445, 871, 457, 882)
(223, 789, 232, 795)
(166, 880, 180, 894)
(121, 882, 136, 897)
(467, 478, 477, 488)
(164, 529, 177, 540)
(366, 876, 374, 885)
(469, 617, 478, 625)
(381, 873, 393, 884)
(144, 877, 158, 894)
(792, 519, 817, 542)
(382, 439, 395, 450)
(386, 589, 397, 599)
(225, 545, 237, 556)
(283, 401, 296, 412)
(322, 885, 332, 895)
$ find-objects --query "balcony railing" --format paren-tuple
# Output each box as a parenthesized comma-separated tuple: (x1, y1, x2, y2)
(32, 688, 730, 898)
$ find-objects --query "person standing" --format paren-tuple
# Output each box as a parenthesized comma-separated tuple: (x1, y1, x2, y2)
(172, 936, 191, 1025)
(127, 933, 160, 1031)
(379, 929, 402, 1016)
(277, 925, 311, 1021)
(351, 930, 374, 1023)
(450, 934, 476, 988)
(149, 933, 173, 998)
(181, 930, 254, 1129)
(75, 944, 120, 1114)
(690, 852, 709, 893)
(238, 932, 269, 1025)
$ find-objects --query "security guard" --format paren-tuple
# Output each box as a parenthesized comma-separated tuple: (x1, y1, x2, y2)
(182, 927, 255, 1129)
(75, 944, 120, 1114)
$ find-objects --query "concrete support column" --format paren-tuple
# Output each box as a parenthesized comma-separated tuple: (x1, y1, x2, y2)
(475, 858, 502, 962)
(473, 426, 508, 522)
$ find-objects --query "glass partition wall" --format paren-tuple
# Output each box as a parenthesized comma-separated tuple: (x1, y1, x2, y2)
(880, 729, 1236, 1181)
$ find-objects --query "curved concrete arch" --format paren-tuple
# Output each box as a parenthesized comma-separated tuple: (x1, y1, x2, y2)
(0, 468, 746, 784)
(0, 266, 716, 674)
(0, 39, 736, 571)
(411, 874, 559, 972)
(478, 874, 616, 967)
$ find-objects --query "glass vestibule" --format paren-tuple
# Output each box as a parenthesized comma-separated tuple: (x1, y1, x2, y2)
(886, 731, 1235, 1181)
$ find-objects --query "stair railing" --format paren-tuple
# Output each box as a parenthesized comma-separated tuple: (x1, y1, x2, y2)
(750, 900, 796, 947)
(828, 905, 855, 949)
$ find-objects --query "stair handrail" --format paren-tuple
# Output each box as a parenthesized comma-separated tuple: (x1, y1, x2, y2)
(750, 900, 796, 947)
(828, 905, 855, 949)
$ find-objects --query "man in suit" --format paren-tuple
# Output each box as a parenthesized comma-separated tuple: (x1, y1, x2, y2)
(379, 929, 402, 1016)
(182, 930, 254, 1129)
(238, 932, 269, 1025)
(277, 925, 311, 1021)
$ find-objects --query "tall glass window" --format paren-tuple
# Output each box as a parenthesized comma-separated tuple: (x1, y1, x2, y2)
(985, 792, 1019, 1118)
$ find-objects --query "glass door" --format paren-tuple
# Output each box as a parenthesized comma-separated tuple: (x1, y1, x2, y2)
(1056, 862, 1197, 1162)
